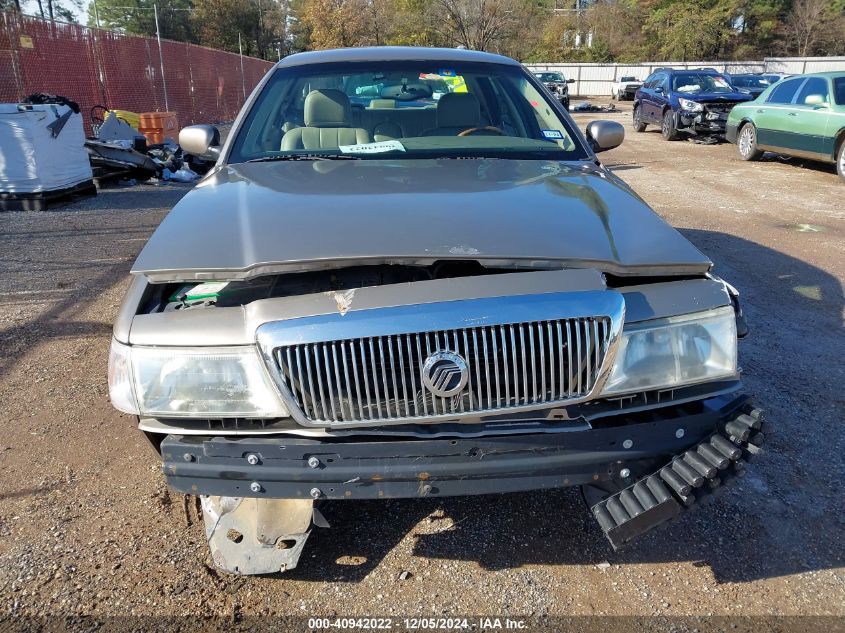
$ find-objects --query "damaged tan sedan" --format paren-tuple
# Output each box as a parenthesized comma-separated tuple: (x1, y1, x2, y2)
(108, 47, 765, 575)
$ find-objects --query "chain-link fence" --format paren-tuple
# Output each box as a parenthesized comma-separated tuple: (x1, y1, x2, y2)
(0, 12, 273, 135)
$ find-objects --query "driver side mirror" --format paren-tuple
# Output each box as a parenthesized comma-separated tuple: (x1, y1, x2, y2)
(179, 124, 221, 159)
(566, 78, 575, 84)
(585, 120, 624, 153)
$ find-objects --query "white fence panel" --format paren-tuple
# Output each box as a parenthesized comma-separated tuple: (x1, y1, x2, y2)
(526, 57, 845, 96)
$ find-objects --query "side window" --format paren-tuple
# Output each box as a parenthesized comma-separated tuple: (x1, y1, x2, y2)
(643, 73, 657, 89)
(768, 78, 804, 104)
(795, 77, 829, 105)
(660, 74, 670, 92)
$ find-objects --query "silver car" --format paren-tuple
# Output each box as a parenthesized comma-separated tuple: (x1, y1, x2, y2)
(108, 47, 764, 575)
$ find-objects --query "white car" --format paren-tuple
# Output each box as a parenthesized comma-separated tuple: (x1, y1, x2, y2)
(611, 76, 642, 101)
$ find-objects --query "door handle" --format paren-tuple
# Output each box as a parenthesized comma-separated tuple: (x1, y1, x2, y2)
(756, 109, 765, 113)
(788, 112, 797, 116)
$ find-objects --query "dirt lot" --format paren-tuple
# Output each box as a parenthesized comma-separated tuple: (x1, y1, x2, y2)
(1, 101, 843, 630)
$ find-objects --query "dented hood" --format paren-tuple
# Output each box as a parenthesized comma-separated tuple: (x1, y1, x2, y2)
(131, 158, 711, 282)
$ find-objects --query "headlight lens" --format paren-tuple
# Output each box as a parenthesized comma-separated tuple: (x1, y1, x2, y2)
(602, 307, 737, 396)
(108, 338, 139, 414)
(678, 98, 704, 112)
(108, 339, 288, 418)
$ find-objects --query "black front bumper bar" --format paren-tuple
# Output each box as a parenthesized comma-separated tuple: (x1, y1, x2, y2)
(590, 405, 765, 549)
(161, 393, 753, 501)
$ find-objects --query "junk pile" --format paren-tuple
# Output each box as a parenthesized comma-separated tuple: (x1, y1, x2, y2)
(0, 94, 96, 211)
(86, 107, 211, 185)
(571, 102, 618, 113)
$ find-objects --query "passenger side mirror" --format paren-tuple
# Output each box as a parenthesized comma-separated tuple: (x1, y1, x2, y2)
(585, 120, 624, 153)
(566, 78, 575, 84)
(804, 94, 828, 108)
(179, 124, 221, 159)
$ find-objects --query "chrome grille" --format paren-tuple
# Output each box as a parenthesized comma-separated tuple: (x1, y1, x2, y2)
(273, 317, 612, 424)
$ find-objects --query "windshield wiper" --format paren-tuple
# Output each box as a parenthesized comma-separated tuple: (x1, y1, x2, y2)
(247, 154, 360, 163)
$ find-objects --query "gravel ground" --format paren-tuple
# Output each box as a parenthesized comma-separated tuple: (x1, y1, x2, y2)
(0, 102, 843, 630)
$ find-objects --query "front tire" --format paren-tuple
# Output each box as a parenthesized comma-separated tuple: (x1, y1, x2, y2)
(561, 98, 569, 111)
(738, 123, 763, 161)
(633, 105, 647, 132)
(662, 109, 679, 140)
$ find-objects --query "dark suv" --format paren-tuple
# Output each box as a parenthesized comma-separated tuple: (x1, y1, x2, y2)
(534, 71, 574, 110)
(633, 68, 753, 140)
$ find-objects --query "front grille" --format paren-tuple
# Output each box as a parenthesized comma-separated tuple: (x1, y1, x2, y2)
(274, 317, 612, 424)
(703, 103, 735, 114)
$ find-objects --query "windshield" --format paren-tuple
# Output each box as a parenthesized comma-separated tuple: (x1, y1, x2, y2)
(620, 76, 637, 82)
(536, 72, 564, 82)
(229, 61, 585, 163)
(731, 76, 772, 89)
(672, 73, 735, 94)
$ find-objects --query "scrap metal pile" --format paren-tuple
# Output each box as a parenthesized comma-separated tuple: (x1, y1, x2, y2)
(85, 107, 212, 186)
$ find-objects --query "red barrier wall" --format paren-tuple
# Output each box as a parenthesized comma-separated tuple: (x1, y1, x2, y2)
(0, 12, 273, 134)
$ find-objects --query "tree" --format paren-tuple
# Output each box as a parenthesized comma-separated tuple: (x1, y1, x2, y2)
(87, 0, 195, 41)
(430, 0, 536, 52)
(298, 0, 368, 48)
(584, 0, 644, 61)
(643, 2, 729, 60)
(192, 0, 262, 55)
(1, 0, 22, 13)
(389, 0, 443, 46)
(784, 0, 843, 56)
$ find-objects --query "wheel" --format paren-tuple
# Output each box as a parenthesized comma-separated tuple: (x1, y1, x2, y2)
(662, 109, 679, 140)
(737, 123, 763, 161)
(632, 105, 647, 132)
(836, 139, 845, 182)
(562, 98, 569, 111)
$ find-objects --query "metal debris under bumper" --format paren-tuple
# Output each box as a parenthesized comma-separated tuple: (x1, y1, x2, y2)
(589, 406, 765, 550)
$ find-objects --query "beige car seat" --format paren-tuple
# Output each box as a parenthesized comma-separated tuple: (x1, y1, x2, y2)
(281, 89, 370, 150)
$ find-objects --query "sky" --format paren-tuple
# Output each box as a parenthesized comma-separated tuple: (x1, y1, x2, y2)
(21, 0, 91, 25)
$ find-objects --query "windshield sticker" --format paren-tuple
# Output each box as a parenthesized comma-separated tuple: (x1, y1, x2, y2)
(438, 69, 457, 77)
(338, 140, 406, 154)
(541, 129, 564, 140)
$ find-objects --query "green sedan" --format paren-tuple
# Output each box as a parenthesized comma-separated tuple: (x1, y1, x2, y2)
(726, 71, 845, 181)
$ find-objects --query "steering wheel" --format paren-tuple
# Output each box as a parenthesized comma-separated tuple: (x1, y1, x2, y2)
(458, 126, 505, 137)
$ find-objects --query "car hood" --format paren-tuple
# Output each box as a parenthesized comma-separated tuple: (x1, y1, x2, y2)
(677, 92, 752, 103)
(132, 158, 711, 282)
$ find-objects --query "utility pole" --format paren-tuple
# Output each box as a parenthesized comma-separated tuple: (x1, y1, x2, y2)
(238, 33, 247, 99)
(154, 3, 170, 111)
(92, 0, 101, 28)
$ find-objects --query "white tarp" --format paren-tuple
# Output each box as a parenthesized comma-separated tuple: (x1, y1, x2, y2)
(0, 103, 93, 194)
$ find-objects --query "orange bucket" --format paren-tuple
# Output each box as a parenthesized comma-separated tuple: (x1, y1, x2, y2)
(138, 112, 179, 144)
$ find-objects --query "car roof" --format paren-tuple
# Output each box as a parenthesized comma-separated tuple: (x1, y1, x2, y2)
(651, 68, 724, 75)
(275, 46, 521, 69)
(797, 71, 845, 79)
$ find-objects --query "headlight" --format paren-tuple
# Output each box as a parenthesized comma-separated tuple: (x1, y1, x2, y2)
(107, 339, 288, 418)
(678, 98, 704, 112)
(108, 338, 139, 414)
(602, 307, 737, 396)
